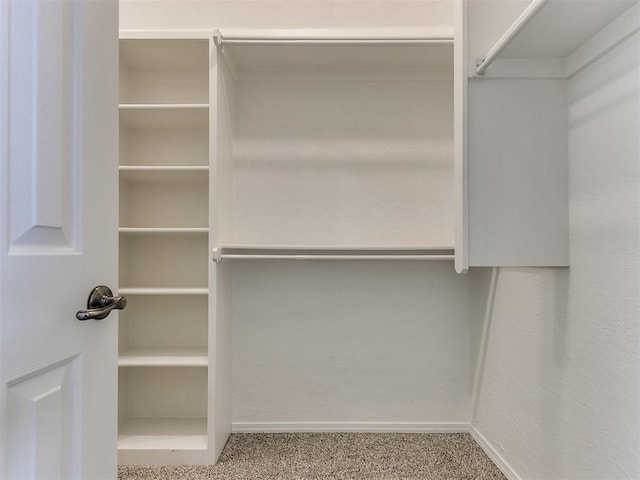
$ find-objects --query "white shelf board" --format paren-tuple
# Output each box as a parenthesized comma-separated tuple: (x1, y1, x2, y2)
(119, 166, 208, 183)
(214, 245, 455, 261)
(499, 0, 636, 59)
(119, 227, 209, 234)
(118, 417, 207, 451)
(476, 0, 637, 77)
(120, 105, 208, 129)
(118, 287, 208, 296)
(217, 27, 453, 43)
(119, 347, 208, 367)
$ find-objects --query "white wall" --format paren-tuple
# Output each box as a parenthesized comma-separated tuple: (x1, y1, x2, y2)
(472, 29, 640, 479)
(232, 78, 454, 248)
(120, 0, 452, 30)
(232, 261, 470, 425)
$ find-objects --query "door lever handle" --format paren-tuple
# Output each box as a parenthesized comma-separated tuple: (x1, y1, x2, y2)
(76, 286, 127, 321)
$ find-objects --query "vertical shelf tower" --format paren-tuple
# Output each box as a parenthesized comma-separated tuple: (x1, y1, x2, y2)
(117, 32, 214, 464)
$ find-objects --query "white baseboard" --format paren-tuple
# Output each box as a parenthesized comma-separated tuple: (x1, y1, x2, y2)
(469, 425, 521, 480)
(232, 421, 469, 433)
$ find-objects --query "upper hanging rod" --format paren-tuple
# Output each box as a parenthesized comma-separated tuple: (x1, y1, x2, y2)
(213, 29, 453, 48)
(475, 0, 550, 75)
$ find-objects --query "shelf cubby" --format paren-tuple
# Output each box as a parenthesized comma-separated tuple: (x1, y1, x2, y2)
(118, 294, 208, 350)
(119, 172, 208, 228)
(119, 109, 208, 167)
(118, 417, 208, 451)
(118, 367, 208, 450)
(120, 39, 209, 104)
(119, 233, 208, 289)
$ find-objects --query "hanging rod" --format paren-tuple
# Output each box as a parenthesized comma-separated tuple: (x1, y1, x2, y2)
(217, 254, 455, 261)
(213, 29, 453, 49)
(475, 0, 550, 75)
(212, 246, 455, 262)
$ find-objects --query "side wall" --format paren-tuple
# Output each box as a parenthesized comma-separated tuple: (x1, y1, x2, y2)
(471, 30, 640, 479)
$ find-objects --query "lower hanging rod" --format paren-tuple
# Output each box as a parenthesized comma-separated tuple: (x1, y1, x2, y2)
(215, 254, 454, 262)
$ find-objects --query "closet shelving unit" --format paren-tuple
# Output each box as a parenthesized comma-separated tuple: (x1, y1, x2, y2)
(118, 33, 212, 463)
(118, 27, 460, 465)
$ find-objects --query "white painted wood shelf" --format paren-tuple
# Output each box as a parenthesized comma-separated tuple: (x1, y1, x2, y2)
(118, 418, 208, 451)
(119, 347, 208, 367)
(475, 0, 637, 76)
(119, 227, 209, 234)
(213, 245, 455, 261)
(118, 287, 209, 295)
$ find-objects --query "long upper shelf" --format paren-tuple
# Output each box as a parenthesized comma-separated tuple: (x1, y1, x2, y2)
(214, 28, 454, 76)
(475, 0, 638, 77)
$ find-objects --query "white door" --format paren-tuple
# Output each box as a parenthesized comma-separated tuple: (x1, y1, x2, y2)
(0, 0, 119, 478)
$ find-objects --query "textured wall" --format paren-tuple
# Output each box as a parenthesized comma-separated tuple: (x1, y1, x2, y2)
(232, 261, 470, 424)
(120, 0, 452, 30)
(472, 30, 640, 479)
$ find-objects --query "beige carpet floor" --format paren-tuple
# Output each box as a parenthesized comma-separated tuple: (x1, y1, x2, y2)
(118, 432, 506, 480)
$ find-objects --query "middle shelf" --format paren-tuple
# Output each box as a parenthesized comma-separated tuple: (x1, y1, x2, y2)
(119, 347, 209, 368)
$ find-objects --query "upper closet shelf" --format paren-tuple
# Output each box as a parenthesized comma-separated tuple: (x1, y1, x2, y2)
(213, 28, 453, 75)
(475, 0, 638, 77)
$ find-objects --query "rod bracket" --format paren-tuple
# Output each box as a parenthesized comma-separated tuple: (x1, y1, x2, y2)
(213, 30, 223, 49)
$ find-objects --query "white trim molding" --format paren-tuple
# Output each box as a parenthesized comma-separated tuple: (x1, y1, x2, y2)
(232, 422, 469, 434)
(470, 426, 522, 480)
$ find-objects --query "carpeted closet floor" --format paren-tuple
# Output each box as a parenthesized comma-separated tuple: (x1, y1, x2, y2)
(118, 432, 507, 480)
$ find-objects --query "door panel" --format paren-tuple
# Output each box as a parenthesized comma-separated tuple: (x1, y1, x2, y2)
(7, 0, 79, 252)
(7, 357, 81, 479)
(0, 0, 119, 479)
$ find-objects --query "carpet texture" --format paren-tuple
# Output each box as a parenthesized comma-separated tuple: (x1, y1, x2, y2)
(118, 432, 506, 480)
